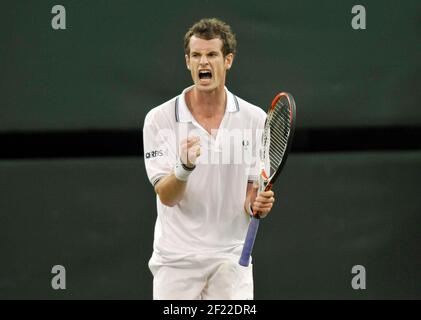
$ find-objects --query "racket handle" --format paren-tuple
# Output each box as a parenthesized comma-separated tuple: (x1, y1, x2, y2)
(239, 217, 260, 267)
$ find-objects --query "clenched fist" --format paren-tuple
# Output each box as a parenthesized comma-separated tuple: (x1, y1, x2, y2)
(180, 136, 201, 168)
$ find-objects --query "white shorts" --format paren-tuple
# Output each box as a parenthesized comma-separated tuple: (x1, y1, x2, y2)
(148, 252, 254, 300)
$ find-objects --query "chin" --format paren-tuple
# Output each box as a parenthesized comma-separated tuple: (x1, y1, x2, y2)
(195, 83, 217, 92)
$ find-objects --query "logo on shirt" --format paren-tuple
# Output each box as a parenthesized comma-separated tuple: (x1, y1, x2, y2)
(242, 139, 250, 149)
(145, 150, 164, 159)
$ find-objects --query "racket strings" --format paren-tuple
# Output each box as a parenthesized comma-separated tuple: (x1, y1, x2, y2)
(264, 99, 291, 177)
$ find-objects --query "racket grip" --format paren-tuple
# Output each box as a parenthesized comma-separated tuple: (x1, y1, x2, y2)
(239, 217, 260, 267)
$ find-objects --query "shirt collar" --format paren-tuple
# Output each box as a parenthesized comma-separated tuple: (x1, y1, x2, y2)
(175, 85, 240, 123)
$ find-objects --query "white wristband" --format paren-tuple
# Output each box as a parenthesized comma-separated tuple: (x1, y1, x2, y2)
(174, 158, 195, 181)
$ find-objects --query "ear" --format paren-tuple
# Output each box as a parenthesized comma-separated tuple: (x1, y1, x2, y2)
(185, 54, 191, 70)
(225, 53, 234, 70)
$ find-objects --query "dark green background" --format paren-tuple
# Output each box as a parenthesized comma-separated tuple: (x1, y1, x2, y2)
(1, 0, 419, 131)
(0, 0, 420, 299)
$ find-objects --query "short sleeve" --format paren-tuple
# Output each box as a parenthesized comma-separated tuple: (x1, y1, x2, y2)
(247, 109, 267, 183)
(247, 135, 259, 183)
(143, 111, 176, 187)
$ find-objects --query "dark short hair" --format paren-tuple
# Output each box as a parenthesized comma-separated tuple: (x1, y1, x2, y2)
(184, 18, 237, 57)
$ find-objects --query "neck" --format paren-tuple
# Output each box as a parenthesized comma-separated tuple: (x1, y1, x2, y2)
(187, 86, 226, 118)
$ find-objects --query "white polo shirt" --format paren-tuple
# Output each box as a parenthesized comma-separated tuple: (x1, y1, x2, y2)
(143, 86, 266, 260)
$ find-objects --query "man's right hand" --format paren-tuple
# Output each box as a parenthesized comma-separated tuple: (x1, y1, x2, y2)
(180, 136, 201, 168)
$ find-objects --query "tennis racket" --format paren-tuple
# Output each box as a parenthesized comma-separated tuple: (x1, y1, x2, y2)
(239, 92, 296, 267)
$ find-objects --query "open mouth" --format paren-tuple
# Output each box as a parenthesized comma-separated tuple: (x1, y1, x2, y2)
(198, 70, 212, 80)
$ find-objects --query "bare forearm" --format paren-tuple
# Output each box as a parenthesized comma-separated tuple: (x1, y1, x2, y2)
(154, 173, 187, 207)
(244, 182, 257, 214)
(155, 136, 200, 207)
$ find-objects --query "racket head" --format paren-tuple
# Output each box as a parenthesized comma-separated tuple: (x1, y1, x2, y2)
(262, 92, 296, 191)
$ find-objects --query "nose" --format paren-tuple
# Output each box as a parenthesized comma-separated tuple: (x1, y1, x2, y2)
(199, 55, 209, 66)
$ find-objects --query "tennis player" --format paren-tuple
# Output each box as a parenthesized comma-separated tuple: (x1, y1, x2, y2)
(143, 18, 275, 300)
